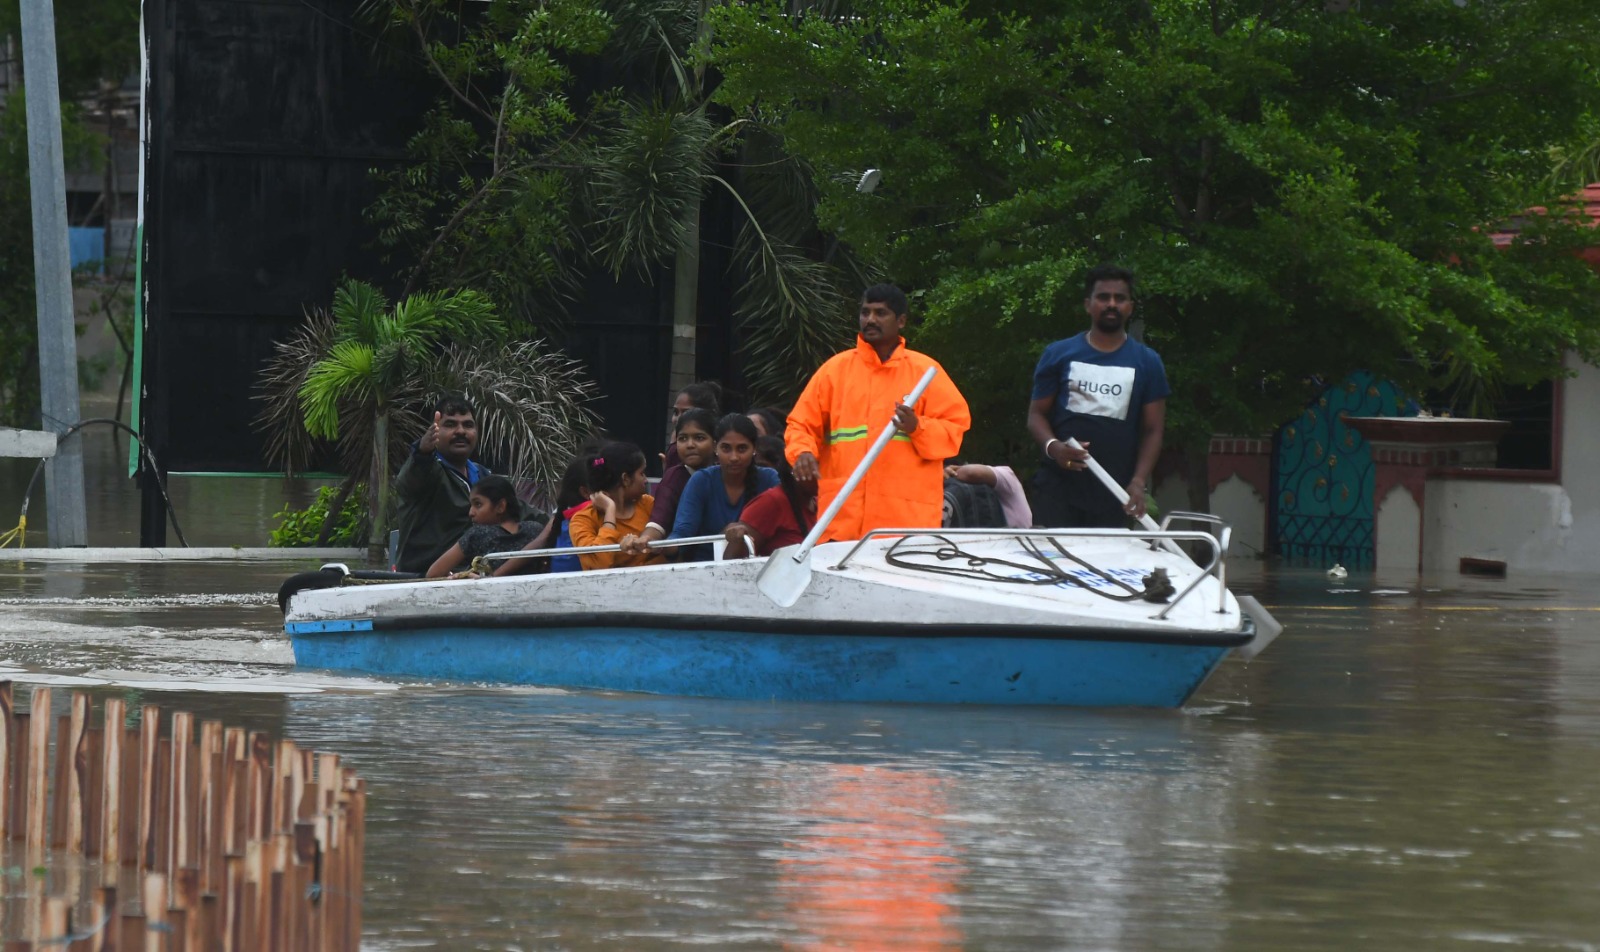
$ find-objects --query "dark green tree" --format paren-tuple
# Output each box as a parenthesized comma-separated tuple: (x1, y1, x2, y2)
(364, 0, 856, 406)
(709, 0, 1600, 501)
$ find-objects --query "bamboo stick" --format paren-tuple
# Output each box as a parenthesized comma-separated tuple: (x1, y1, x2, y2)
(198, 721, 222, 896)
(66, 692, 89, 854)
(222, 855, 244, 952)
(173, 867, 200, 952)
(40, 897, 68, 948)
(91, 885, 116, 952)
(119, 726, 138, 870)
(10, 711, 27, 842)
(51, 714, 69, 848)
(152, 739, 171, 874)
(141, 873, 166, 952)
(26, 688, 51, 857)
(84, 725, 103, 860)
(247, 734, 272, 845)
(169, 713, 193, 874)
(0, 681, 12, 841)
(100, 699, 125, 874)
(137, 707, 159, 875)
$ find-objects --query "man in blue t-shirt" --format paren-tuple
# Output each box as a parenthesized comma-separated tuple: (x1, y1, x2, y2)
(1026, 264, 1169, 528)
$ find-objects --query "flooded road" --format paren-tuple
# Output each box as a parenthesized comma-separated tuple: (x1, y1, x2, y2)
(0, 559, 1597, 950)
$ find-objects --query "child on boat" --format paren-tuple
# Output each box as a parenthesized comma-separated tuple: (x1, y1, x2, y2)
(669, 414, 779, 560)
(425, 475, 550, 578)
(570, 442, 665, 571)
(619, 408, 716, 558)
(943, 463, 1034, 529)
(723, 449, 815, 558)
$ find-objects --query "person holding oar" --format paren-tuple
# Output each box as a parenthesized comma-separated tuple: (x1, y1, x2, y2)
(1027, 264, 1168, 528)
(785, 284, 971, 542)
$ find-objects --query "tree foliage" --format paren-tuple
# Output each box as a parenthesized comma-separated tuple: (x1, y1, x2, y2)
(255, 279, 600, 546)
(709, 0, 1600, 471)
(364, 0, 856, 405)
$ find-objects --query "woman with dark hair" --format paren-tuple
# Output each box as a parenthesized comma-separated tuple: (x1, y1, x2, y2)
(754, 434, 786, 471)
(747, 406, 787, 440)
(663, 380, 724, 473)
(669, 413, 779, 559)
(620, 407, 717, 558)
(723, 449, 816, 558)
(569, 442, 664, 570)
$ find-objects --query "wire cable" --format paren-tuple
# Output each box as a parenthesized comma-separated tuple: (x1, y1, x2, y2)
(1, 417, 188, 548)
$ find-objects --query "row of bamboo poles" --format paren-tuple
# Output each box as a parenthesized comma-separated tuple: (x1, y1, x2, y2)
(0, 682, 365, 951)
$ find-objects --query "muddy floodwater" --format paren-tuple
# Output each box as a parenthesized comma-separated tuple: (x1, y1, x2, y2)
(0, 557, 1596, 951)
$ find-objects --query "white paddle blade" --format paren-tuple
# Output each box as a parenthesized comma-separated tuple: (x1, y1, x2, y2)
(1235, 595, 1283, 662)
(756, 546, 810, 608)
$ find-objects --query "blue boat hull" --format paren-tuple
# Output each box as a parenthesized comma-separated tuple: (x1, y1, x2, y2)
(289, 623, 1237, 707)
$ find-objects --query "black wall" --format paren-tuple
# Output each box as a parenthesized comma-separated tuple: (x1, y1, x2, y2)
(141, 0, 732, 541)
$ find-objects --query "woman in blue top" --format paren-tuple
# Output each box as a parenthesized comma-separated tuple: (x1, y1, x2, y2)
(670, 413, 778, 560)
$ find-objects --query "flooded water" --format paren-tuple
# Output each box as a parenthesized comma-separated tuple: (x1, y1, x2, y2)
(0, 558, 1596, 950)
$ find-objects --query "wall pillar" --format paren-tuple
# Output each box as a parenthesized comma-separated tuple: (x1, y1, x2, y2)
(1344, 417, 1510, 573)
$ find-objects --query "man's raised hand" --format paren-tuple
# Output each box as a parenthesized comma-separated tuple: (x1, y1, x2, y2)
(418, 411, 443, 452)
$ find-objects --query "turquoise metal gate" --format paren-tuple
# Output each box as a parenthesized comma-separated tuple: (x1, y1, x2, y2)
(1272, 372, 1415, 569)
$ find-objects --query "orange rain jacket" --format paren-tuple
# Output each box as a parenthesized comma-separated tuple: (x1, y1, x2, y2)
(786, 336, 971, 542)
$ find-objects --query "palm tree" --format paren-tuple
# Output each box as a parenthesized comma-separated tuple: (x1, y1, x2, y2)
(256, 279, 601, 551)
(366, 0, 861, 407)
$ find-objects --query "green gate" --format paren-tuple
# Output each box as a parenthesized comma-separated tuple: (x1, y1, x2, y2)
(1272, 372, 1416, 569)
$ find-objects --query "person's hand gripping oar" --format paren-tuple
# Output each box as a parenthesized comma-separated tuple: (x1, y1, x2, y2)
(1061, 437, 1187, 558)
(757, 366, 939, 607)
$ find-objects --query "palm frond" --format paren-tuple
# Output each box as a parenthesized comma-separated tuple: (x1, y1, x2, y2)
(584, 101, 715, 277)
(300, 341, 378, 439)
(429, 339, 603, 492)
(254, 307, 340, 475)
(331, 279, 389, 344)
(731, 223, 852, 405)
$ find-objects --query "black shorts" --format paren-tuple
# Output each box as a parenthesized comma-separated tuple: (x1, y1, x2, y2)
(1029, 466, 1127, 529)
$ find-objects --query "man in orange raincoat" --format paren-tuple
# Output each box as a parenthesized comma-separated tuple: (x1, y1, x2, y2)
(787, 285, 971, 542)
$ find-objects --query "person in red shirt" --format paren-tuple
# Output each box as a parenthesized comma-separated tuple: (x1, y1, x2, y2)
(724, 453, 815, 558)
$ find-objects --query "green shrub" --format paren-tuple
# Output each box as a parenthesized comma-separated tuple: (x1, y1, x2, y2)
(269, 484, 366, 547)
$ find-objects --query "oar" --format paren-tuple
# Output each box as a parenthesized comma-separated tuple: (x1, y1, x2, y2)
(757, 365, 939, 608)
(1064, 437, 1186, 557)
(1064, 437, 1160, 532)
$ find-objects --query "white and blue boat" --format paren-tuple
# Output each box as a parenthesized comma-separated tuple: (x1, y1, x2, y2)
(281, 516, 1280, 708)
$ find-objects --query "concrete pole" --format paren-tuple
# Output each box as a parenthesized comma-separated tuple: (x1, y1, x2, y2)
(19, 0, 88, 546)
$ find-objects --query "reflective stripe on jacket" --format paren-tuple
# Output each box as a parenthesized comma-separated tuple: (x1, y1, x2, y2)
(786, 336, 971, 542)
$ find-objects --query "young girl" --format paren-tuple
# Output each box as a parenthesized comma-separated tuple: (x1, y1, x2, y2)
(620, 408, 717, 557)
(569, 442, 665, 571)
(426, 476, 548, 578)
(724, 451, 816, 558)
(669, 414, 779, 559)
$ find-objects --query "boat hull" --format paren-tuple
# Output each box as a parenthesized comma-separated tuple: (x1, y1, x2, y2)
(289, 619, 1242, 707)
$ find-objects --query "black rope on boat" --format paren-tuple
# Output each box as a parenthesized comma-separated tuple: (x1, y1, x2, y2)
(882, 534, 1160, 603)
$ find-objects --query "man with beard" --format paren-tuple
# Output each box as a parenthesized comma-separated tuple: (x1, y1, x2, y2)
(1027, 264, 1169, 528)
(788, 284, 971, 541)
(394, 394, 489, 572)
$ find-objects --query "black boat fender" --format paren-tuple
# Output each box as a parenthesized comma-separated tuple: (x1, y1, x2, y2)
(277, 564, 423, 614)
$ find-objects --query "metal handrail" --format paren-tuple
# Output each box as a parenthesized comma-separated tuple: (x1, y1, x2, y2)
(1159, 512, 1233, 612)
(827, 526, 1232, 620)
(481, 533, 729, 562)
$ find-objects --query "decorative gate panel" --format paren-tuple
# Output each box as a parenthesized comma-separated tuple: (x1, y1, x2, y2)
(1272, 372, 1415, 569)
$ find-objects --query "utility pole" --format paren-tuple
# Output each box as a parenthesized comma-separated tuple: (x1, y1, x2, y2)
(20, 0, 88, 546)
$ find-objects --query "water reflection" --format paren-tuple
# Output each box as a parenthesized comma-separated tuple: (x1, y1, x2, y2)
(0, 563, 1597, 949)
(777, 764, 962, 950)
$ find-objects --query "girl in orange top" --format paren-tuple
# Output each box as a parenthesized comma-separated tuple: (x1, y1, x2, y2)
(568, 442, 666, 571)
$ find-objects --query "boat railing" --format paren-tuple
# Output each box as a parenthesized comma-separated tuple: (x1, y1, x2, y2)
(830, 526, 1233, 618)
(480, 532, 737, 564)
(1158, 511, 1234, 612)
